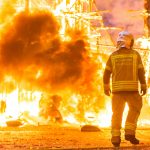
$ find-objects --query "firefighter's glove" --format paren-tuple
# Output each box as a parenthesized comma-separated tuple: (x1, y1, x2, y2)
(140, 84, 147, 96)
(104, 84, 111, 96)
(140, 88, 146, 96)
(104, 89, 111, 96)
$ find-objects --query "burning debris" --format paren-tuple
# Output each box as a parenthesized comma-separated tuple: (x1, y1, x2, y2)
(6, 119, 23, 127)
(0, 9, 101, 126)
(81, 124, 100, 132)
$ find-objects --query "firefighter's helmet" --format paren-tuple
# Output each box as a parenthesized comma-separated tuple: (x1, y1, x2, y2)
(117, 31, 134, 48)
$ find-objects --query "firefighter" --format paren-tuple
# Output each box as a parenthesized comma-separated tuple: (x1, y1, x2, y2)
(39, 94, 63, 123)
(103, 31, 147, 147)
(49, 95, 63, 123)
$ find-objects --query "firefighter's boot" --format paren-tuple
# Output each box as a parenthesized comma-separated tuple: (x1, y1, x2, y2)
(125, 135, 139, 144)
(111, 136, 121, 147)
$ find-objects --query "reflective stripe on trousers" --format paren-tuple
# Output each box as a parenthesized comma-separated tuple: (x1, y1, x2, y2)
(111, 92, 142, 137)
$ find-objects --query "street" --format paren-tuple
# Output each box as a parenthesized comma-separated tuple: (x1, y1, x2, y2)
(0, 124, 150, 149)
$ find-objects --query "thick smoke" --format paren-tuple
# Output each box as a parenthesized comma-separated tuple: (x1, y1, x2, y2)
(0, 11, 96, 92)
(95, 0, 144, 37)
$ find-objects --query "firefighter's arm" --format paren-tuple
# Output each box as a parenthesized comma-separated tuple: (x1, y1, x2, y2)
(103, 69, 111, 96)
(103, 55, 112, 96)
(138, 68, 147, 96)
(138, 53, 147, 96)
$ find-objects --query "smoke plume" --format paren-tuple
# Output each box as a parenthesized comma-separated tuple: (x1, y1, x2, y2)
(0, 11, 96, 92)
(95, 0, 144, 37)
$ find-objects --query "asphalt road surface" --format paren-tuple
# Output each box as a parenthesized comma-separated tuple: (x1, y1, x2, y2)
(0, 124, 150, 150)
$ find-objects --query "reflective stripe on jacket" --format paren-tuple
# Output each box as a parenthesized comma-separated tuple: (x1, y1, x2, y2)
(103, 47, 146, 92)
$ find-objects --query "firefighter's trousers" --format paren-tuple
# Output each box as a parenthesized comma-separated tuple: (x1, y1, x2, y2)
(111, 92, 142, 137)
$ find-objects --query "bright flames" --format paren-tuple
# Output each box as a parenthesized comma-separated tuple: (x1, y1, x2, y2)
(0, 0, 150, 129)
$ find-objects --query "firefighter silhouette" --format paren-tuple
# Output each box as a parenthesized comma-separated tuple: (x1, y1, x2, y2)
(39, 94, 62, 123)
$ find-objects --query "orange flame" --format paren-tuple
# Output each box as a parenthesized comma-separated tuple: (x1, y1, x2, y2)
(0, 0, 150, 128)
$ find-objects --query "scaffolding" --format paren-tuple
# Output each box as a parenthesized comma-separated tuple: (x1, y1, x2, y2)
(13, 0, 116, 52)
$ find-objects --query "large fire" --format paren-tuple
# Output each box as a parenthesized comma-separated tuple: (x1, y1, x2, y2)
(0, 0, 149, 128)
